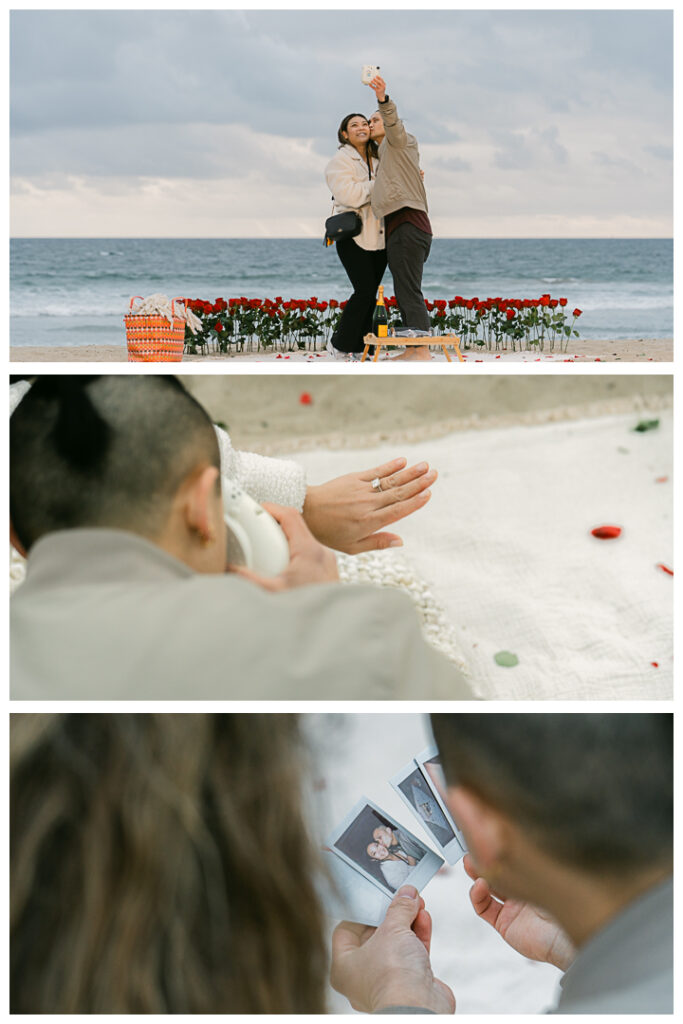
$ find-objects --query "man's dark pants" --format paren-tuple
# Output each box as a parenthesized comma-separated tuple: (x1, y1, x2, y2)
(387, 222, 432, 332)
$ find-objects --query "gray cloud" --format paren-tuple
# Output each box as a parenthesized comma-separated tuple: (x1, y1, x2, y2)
(9, 9, 672, 236)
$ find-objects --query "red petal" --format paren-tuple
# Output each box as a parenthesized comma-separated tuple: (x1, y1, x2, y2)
(656, 563, 673, 576)
(651, 662, 659, 668)
(591, 525, 622, 540)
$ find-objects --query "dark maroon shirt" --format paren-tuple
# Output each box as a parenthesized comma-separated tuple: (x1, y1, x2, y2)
(385, 206, 433, 240)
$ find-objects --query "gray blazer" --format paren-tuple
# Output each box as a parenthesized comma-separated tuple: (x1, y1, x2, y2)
(10, 529, 476, 701)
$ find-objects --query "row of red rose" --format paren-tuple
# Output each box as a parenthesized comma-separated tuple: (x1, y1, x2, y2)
(183, 294, 582, 320)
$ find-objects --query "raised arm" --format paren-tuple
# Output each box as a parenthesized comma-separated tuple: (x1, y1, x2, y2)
(368, 76, 408, 148)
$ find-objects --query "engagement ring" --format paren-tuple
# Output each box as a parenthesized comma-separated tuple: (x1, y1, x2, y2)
(371, 477, 383, 492)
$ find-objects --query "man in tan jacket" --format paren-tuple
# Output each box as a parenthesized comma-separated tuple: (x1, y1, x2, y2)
(10, 375, 475, 700)
(368, 76, 432, 362)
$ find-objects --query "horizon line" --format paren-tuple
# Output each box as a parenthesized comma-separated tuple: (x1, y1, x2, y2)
(10, 236, 673, 242)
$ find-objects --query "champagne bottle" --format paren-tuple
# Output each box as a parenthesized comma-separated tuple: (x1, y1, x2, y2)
(372, 285, 388, 338)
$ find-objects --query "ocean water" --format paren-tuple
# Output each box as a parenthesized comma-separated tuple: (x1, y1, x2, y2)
(10, 237, 672, 347)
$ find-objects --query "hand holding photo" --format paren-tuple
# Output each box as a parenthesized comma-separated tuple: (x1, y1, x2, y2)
(325, 797, 443, 926)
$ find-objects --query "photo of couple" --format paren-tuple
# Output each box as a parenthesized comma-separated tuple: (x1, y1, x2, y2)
(325, 75, 433, 361)
(333, 805, 429, 894)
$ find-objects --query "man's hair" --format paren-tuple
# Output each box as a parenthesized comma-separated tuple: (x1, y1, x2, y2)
(10, 376, 220, 549)
(431, 714, 672, 875)
(10, 713, 328, 1013)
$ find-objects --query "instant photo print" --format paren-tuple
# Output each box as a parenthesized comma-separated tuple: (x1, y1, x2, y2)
(390, 745, 468, 863)
(324, 797, 443, 926)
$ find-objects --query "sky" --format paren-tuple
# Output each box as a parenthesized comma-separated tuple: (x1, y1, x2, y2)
(10, 9, 673, 238)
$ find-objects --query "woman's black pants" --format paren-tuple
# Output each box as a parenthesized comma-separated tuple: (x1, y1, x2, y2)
(332, 239, 387, 353)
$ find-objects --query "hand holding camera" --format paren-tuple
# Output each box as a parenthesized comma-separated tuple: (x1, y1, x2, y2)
(367, 73, 387, 103)
(232, 503, 339, 592)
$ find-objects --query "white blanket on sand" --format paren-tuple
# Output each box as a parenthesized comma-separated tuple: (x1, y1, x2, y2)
(294, 410, 673, 700)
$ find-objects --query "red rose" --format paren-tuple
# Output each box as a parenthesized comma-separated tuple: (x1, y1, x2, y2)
(559, 297, 567, 306)
(329, 299, 339, 308)
(540, 296, 550, 307)
(573, 308, 582, 317)
(214, 322, 224, 333)
(549, 299, 558, 308)
(506, 309, 515, 320)
(436, 309, 446, 318)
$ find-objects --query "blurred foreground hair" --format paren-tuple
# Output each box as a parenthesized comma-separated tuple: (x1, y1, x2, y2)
(431, 713, 672, 876)
(10, 376, 220, 551)
(11, 714, 328, 1013)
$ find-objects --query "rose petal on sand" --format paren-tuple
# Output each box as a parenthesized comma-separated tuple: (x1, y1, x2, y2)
(299, 392, 313, 405)
(656, 563, 673, 576)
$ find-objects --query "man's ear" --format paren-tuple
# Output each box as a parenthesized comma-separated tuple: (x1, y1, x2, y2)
(447, 785, 510, 876)
(10, 520, 27, 558)
(183, 465, 221, 542)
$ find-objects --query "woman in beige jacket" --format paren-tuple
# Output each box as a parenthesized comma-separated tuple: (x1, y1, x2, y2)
(324, 114, 387, 358)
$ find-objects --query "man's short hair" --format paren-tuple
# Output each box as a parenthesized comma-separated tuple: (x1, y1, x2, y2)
(10, 376, 220, 549)
(431, 714, 672, 875)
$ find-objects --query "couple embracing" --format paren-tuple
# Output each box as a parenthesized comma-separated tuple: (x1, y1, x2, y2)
(325, 76, 432, 361)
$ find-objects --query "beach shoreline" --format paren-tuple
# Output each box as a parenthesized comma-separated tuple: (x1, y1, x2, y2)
(9, 337, 674, 363)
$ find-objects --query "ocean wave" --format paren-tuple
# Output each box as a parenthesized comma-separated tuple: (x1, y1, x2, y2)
(11, 303, 129, 318)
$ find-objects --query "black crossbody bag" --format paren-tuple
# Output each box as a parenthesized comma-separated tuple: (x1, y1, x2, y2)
(324, 209, 362, 246)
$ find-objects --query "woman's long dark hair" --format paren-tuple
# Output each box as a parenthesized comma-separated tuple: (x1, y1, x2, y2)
(337, 112, 379, 161)
(11, 714, 329, 1013)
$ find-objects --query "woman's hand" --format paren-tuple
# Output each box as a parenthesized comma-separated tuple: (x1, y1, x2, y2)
(463, 854, 576, 971)
(331, 886, 455, 1014)
(303, 457, 437, 554)
(368, 75, 387, 103)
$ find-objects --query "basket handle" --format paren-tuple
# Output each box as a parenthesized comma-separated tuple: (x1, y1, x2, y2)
(128, 295, 145, 311)
(172, 297, 188, 317)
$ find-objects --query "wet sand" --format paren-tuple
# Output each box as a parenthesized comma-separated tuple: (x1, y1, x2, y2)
(10, 337, 674, 363)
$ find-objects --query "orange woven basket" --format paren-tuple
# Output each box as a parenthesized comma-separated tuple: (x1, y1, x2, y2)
(124, 296, 187, 362)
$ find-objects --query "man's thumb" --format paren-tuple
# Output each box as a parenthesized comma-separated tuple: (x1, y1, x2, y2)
(381, 885, 420, 931)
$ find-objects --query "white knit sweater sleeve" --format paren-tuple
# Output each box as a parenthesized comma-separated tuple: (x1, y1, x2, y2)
(214, 426, 307, 511)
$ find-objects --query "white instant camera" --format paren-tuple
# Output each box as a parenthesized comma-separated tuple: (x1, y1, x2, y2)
(361, 65, 381, 84)
(223, 480, 290, 577)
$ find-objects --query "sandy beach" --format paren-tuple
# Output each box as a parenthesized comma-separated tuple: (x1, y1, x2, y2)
(10, 337, 674, 363)
(182, 374, 672, 453)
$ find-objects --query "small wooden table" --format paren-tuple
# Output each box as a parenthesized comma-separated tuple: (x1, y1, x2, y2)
(362, 333, 464, 362)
